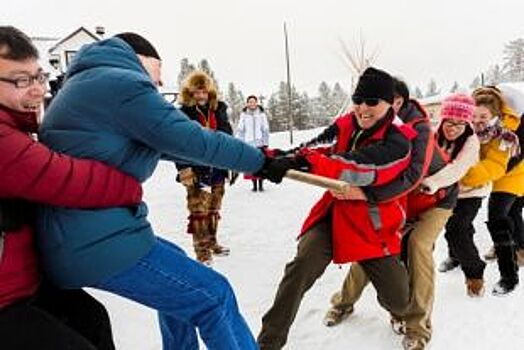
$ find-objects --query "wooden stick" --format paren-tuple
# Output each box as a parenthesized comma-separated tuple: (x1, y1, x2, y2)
(284, 169, 350, 192)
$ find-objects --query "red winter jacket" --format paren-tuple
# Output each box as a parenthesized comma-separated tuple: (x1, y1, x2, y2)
(300, 110, 416, 263)
(0, 105, 142, 308)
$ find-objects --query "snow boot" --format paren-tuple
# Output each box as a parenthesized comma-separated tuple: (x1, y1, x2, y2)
(192, 228, 213, 265)
(438, 257, 460, 273)
(487, 219, 519, 296)
(188, 213, 213, 265)
(492, 243, 518, 296)
(402, 335, 427, 350)
(252, 179, 258, 192)
(323, 305, 354, 327)
(258, 179, 264, 192)
(483, 245, 496, 261)
(390, 316, 406, 335)
(492, 278, 518, 295)
(516, 248, 524, 267)
(466, 278, 485, 297)
(208, 211, 230, 257)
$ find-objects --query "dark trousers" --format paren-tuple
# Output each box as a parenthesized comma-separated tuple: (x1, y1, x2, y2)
(0, 284, 115, 350)
(508, 196, 524, 249)
(252, 179, 264, 191)
(257, 217, 409, 350)
(488, 192, 520, 283)
(444, 197, 485, 279)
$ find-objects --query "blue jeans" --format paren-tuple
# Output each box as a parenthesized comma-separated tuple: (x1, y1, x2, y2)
(94, 237, 258, 350)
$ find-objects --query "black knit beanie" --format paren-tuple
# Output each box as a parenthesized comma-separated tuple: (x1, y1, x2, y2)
(114, 32, 161, 60)
(353, 67, 394, 104)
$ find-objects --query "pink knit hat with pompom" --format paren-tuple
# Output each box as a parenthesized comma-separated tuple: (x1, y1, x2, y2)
(439, 93, 475, 123)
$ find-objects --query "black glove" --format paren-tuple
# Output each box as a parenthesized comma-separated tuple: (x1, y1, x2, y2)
(255, 155, 310, 184)
(271, 146, 302, 157)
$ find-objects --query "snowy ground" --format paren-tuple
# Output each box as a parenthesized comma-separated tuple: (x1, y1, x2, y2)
(91, 128, 524, 349)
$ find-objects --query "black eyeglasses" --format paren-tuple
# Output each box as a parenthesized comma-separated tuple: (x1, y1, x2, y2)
(0, 72, 49, 89)
(443, 120, 468, 128)
(351, 96, 381, 107)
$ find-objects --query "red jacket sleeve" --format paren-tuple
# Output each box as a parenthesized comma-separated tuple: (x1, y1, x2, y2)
(0, 125, 142, 208)
(305, 126, 413, 187)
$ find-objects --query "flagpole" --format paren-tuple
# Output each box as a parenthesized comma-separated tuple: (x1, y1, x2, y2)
(284, 22, 294, 145)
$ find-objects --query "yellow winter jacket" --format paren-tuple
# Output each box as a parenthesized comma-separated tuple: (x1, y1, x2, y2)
(461, 109, 524, 196)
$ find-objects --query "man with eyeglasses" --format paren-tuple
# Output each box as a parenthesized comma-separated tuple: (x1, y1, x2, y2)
(257, 67, 418, 350)
(0, 26, 145, 349)
(324, 79, 456, 350)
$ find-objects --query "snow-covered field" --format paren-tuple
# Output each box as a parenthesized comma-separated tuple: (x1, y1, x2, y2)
(91, 128, 524, 349)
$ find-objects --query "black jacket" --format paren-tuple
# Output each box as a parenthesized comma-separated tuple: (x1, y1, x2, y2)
(176, 101, 232, 185)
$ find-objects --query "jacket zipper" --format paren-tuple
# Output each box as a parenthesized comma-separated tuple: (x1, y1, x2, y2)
(0, 231, 5, 262)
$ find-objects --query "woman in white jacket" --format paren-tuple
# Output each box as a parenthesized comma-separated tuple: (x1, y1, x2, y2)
(235, 95, 270, 191)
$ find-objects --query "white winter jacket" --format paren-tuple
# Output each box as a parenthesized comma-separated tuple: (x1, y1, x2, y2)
(235, 107, 270, 147)
(422, 134, 492, 199)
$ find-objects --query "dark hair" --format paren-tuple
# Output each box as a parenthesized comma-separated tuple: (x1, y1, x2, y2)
(437, 123, 474, 160)
(246, 95, 258, 102)
(393, 77, 409, 109)
(114, 32, 160, 60)
(0, 26, 39, 60)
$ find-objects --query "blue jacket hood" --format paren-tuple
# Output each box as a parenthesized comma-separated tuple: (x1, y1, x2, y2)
(67, 38, 149, 81)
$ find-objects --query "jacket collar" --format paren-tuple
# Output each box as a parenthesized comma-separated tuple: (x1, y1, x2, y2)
(351, 107, 395, 142)
(0, 104, 39, 133)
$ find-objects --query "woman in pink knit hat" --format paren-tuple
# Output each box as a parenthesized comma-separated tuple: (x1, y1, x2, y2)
(432, 94, 495, 298)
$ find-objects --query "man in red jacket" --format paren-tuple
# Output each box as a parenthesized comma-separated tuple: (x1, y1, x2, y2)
(257, 67, 416, 350)
(0, 26, 142, 349)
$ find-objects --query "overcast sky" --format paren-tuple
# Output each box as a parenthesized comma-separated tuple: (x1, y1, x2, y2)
(3, 0, 524, 97)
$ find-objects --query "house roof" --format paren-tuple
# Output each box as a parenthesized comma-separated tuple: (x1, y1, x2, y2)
(48, 26, 100, 54)
(31, 37, 60, 75)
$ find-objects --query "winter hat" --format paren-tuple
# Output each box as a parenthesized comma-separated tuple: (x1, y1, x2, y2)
(439, 93, 475, 123)
(114, 32, 161, 60)
(353, 67, 394, 104)
(179, 70, 219, 110)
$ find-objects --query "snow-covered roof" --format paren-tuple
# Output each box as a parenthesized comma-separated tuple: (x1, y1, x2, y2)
(418, 92, 447, 106)
(48, 27, 100, 54)
(31, 37, 59, 75)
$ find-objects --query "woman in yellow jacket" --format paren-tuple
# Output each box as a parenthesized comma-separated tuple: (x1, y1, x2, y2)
(461, 86, 524, 295)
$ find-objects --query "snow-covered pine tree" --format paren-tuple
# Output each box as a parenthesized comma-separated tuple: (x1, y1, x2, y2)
(198, 59, 220, 92)
(413, 86, 424, 99)
(267, 82, 288, 132)
(503, 38, 524, 82)
(331, 82, 349, 117)
(310, 81, 332, 127)
(177, 58, 196, 90)
(293, 91, 311, 130)
(470, 76, 481, 89)
(450, 81, 460, 93)
(225, 82, 245, 126)
(266, 82, 312, 131)
(484, 64, 505, 85)
(425, 79, 440, 97)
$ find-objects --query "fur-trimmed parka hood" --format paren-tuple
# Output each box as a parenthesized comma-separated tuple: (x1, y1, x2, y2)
(179, 70, 219, 110)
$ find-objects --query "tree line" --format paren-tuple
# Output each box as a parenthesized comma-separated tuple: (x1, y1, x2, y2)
(413, 37, 524, 99)
(176, 58, 349, 132)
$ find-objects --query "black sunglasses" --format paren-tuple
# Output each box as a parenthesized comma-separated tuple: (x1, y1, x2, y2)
(351, 96, 381, 107)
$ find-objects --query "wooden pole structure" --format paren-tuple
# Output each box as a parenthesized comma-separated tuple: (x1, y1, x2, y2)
(284, 170, 350, 192)
(284, 22, 294, 144)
